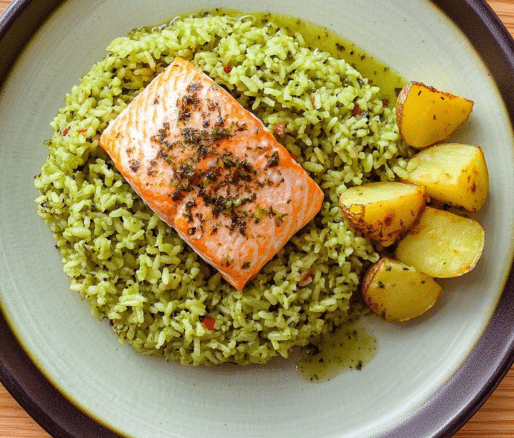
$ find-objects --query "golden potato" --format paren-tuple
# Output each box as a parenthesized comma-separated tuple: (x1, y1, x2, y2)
(362, 257, 443, 322)
(401, 143, 489, 212)
(339, 182, 426, 246)
(395, 207, 485, 278)
(396, 81, 474, 149)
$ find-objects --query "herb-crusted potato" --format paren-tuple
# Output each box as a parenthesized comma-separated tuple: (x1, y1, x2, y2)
(339, 182, 426, 247)
(396, 81, 474, 149)
(362, 257, 443, 322)
(395, 207, 485, 278)
(401, 143, 489, 212)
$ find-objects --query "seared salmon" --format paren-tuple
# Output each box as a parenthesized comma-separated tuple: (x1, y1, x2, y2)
(100, 57, 324, 290)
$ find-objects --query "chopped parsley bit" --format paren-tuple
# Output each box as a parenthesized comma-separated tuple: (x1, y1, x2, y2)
(150, 79, 292, 239)
(267, 151, 279, 167)
(129, 160, 140, 172)
(221, 152, 235, 168)
(222, 252, 233, 267)
(186, 82, 203, 92)
(181, 126, 205, 144)
(270, 206, 287, 226)
(255, 206, 269, 223)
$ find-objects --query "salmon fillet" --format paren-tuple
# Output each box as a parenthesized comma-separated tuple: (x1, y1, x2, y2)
(99, 57, 324, 290)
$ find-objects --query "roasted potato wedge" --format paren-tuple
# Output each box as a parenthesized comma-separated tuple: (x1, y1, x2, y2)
(396, 81, 474, 149)
(396, 207, 485, 278)
(339, 182, 426, 246)
(401, 143, 489, 212)
(362, 257, 443, 322)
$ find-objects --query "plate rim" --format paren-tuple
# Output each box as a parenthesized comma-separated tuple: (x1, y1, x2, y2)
(0, 0, 513, 437)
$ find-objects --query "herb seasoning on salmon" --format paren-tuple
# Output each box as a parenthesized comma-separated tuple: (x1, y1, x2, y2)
(100, 57, 324, 290)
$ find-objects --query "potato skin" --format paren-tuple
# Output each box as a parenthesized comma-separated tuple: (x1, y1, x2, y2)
(339, 182, 426, 247)
(362, 257, 443, 322)
(396, 81, 474, 149)
(401, 143, 489, 212)
(395, 207, 485, 278)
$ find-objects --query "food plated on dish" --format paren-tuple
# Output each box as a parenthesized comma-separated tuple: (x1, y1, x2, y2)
(33, 10, 487, 374)
(35, 11, 407, 369)
(2, 1, 513, 437)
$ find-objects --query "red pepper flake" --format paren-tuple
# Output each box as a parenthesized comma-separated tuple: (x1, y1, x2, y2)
(78, 128, 87, 134)
(299, 268, 314, 287)
(273, 123, 286, 135)
(382, 99, 389, 107)
(62, 127, 69, 135)
(202, 314, 216, 331)
(289, 151, 298, 160)
(223, 65, 233, 74)
(352, 105, 361, 116)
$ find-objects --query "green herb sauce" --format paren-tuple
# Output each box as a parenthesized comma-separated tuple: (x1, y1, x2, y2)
(296, 321, 377, 382)
(173, 9, 407, 106)
(259, 12, 406, 106)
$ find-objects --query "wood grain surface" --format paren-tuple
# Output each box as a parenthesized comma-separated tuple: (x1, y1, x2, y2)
(0, 0, 513, 436)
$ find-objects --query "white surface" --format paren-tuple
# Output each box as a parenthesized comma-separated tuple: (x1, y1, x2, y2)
(0, 0, 513, 437)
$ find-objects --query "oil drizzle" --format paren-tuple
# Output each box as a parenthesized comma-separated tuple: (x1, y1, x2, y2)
(152, 9, 407, 106)
(254, 12, 406, 105)
(296, 321, 377, 382)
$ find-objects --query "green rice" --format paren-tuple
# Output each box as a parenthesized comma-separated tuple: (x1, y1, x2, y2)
(34, 13, 413, 366)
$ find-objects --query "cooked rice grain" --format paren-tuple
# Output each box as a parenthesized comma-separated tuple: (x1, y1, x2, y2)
(34, 13, 413, 366)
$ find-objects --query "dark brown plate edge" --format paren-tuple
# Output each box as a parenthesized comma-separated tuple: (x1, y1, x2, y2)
(0, 0, 513, 437)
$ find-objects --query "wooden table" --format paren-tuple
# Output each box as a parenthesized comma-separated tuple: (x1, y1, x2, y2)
(0, 0, 514, 436)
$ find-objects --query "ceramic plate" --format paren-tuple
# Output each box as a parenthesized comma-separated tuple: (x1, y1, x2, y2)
(1, 0, 514, 437)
